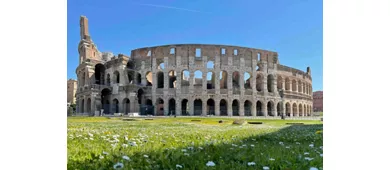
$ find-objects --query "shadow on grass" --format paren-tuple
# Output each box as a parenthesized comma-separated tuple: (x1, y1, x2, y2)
(68, 124, 323, 170)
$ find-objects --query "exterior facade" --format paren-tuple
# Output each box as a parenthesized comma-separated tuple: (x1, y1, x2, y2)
(313, 91, 323, 112)
(67, 79, 77, 104)
(75, 16, 314, 117)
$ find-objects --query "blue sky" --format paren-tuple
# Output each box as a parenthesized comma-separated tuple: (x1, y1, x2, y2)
(67, 0, 323, 91)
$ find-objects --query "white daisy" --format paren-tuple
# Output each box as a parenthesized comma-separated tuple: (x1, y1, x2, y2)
(263, 166, 270, 170)
(250, 144, 255, 147)
(269, 158, 275, 161)
(113, 162, 124, 169)
(304, 152, 309, 155)
(184, 153, 190, 156)
(247, 162, 256, 166)
(181, 149, 187, 152)
(309, 144, 314, 147)
(176, 164, 183, 168)
(144, 155, 149, 158)
(88, 133, 93, 137)
(198, 147, 204, 150)
(122, 155, 130, 161)
(129, 141, 137, 146)
(304, 157, 314, 161)
(103, 151, 109, 155)
(99, 155, 104, 159)
(206, 161, 216, 167)
(122, 144, 128, 148)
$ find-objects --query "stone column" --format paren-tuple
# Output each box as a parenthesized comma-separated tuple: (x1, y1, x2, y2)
(289, 80, 292, 92)
(84, 96, 88, 115)
(251, 100, 256, 116)
(202, 99, 207, 116)
(215, 99, 220, 116)
(281, 77, 285, 90)
(263, 74, 268, 95)
(163, 100, 168, 116)
(262, 102, 267, 117)
(91, 94, 96, 115)
(227, 99, 232, 116)
(273, 76, 278, 94)
(239, 100, 244, 116)
(227, 72, 232, 90)
(76, 98, 80, 113)
(295, 82, 299, 92)
(176, 99, 181, 116)
(273, 102, 278, 117)
(189, 98, 194, 116)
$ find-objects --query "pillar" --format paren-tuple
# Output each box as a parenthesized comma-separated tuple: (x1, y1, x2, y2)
(215, 99, 220, 116)
(239, 101, 244, 116)
(251, 100, 256, 116)
(227, 99, 232, 116)
(189, 98, 194, 116)
(202, 99, 207, 116)
(262, 102, 267, 117)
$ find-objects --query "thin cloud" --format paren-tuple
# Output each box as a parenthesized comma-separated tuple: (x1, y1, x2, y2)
(137, 3, 210, 14)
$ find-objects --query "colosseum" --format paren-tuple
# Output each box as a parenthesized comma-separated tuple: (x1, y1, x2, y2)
(75, 16, 313, 117)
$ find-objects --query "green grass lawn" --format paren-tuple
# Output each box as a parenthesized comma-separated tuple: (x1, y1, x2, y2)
(68, 117, 323, 170)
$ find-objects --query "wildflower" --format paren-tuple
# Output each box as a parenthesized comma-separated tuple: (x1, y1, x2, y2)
(129, 141, 137, 146)
(310, 167, 318, 170)
(304, 157, 314, 161)
(250, 144, 255, 147)
(269, 158, 275, 161)
(122, 144, 128, 148)
(144, 155, 149, 158)
(198, 147, 203, 150)
(279, 142, 284, 145)
(263, 166, 270, 170)
(122, 155, 130, 161)
(99, 155, 104, 159)
(304, 152, 309, 155)
(89, 138, 94, 140)
(88, 133, 93, 137)
(124, 136, 128, 141)
(286, 146, 290, 149)
(113, 162, 124, 169)
(248, 162, 256, 166)
(188, 147, 194, 150)
(184, 153, 190, 156)
(206, 161, 216, 167)
(309, 144, 314, 147)
(296, 142, 301, 145)
(111, 143, 117, 148)
(181, 149, 187, 152)
(103, 151, 109, 155)
(176, 164, 183, 168)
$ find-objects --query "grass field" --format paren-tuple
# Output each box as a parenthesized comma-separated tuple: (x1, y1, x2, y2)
(67, 117, 323, 170)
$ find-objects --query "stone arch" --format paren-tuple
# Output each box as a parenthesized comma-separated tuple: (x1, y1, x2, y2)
(285, 77, 290, 91)
(106, 73, 111, 86)
(220, 71, 228, 89)
(207, 98, 215, 115)
(168, 98, 176, 115)
(244, 72, 252, 89)
(156, 98, 164, 116)
(194, 70, 202, 87)
(267, 74, 275, 92)
(113, 71, 120, 84)
(292, 79, 297, 92)
(285, 102, 291, 117)
(101, 88, 111, 114)
(123, 98, 130, 115)
(94, 63, 105, 85)
(277, 76, 283, 90)
(168, 70, 177, 88)
(137, 89, 145, 105)
(299, 103, 303, 116)
(181, 70, 190, 87)
(220, 99, 228, 116)
(207, 71, 215, 89)
(232, 71, 240, 88)
(127, 60, 135, 70)
(244, 100, 252, 116)
(145, 71, 153, 86)
(112, 99, 119, 113)
(193, 99, 202, 116)
(181, 99, 189, 116)
(256, 101, 263, 116)
(143, 99, 153, 115)
(277, 101, 283, 116)
(157, 71, 164, 88)
(267, 101, 274, 116)
(232, 99, 239, 116)
(158, 62, 165, 70)
(135, 72, 141, 85)
(256, 74, 264, 92)
(207, 61, 214, 69)
(293, 103, 298, 116)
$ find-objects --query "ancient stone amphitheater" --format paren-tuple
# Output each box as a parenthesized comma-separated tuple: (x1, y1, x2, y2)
(75, 16, 313, 117)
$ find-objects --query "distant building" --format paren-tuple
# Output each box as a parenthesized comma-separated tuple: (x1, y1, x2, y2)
(313, 91, 323, 112)
(67, 79, 78, 104)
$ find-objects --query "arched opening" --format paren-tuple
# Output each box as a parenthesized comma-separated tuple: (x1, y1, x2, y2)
(244, 100, 252, 116)
(293, 103, 298, 116)
(114, 71, 120, 84)
(181, 70, 190, 87)
(168, 70, 177, 88)
(220, 99, 227, 116)
(194, 99, 202, 116)
(232, 99, 239, 116)
(267, 101, 274, 116)
(80, 99, 85, 113)
(285, 102, 291, 117)
(267, 75, 274, 92)
(232, 71, 240, 88)
(277, 76, 283, 90)
(87, 98, 91, 114)
(101, 88, 111, 114)
(123, 98, 130, 115)
(106, 74, 111, 86)
(141, 99, 153, 116)
(285, 78, 290, 91)
(220, 71, 228, 89)
(256, 101, 262, 116)
(156, 98, 164, 116)
(168, 98, 176, 115)
(244, 72, 252, 89)
(277, 102, 282, 116)
(128, 71, 134, 84)
(292, 80, 297, 92)
(303, 104, 306, 116)
(181, 99, 189, 116)
(145, 71, 153, 86)
(194, 70, 202, 87)
(157, 72, 164, 88)
(256, 65, 259, 71)
(299, 104, 303, 116)
(158, 63, 165, 70)
(207, 72, 215, 89)
(136, 72, 141, 85)
(303, 83, 306, 94)
(206, 99, 215, 115)
(127, 60, 135, 70)
(113, 99, 119, 113)
(94, 64, 105, 85)
(207, 61, 214, 69)
(298, 80, 302, 93)
(137, 89, 144, 105)
(256, 74, 263, 92)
